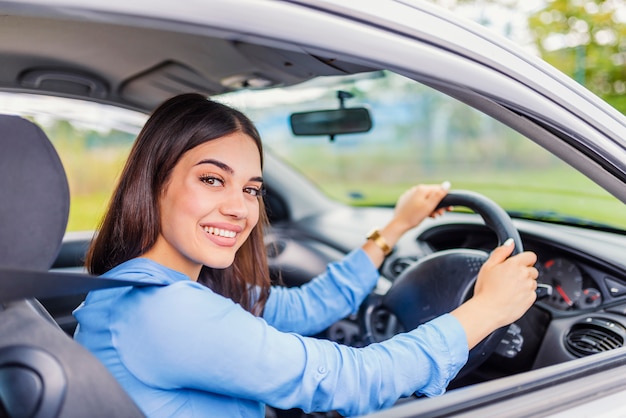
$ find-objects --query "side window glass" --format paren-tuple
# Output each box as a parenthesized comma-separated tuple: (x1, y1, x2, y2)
(0, 93, 146, 231)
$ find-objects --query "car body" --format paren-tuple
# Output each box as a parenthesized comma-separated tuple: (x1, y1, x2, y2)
(2, 0, 626, 416)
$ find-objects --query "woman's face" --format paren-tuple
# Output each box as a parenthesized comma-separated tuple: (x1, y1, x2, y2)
(144, 131, 263, 279)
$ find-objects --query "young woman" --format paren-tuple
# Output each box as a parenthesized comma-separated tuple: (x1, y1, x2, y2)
(73, 93, 538, 417)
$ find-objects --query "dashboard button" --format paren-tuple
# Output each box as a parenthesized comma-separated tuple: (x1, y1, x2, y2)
(604, 277, 626, 297)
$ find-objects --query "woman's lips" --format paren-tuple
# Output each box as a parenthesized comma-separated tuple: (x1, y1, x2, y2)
(203, 225, 237, 238)
(202, 225, 239, 247)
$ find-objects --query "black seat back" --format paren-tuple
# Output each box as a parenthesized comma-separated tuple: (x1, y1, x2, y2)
(0, 114, 69, 270)
(0, 115, 145, 418)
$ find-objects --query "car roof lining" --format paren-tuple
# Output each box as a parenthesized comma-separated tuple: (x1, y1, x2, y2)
(0, 13, 376, 111)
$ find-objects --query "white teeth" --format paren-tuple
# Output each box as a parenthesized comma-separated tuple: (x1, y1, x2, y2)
(203, 226, 236, 238)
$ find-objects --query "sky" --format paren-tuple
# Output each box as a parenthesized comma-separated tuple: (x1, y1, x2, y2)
(438, 0, 546, 53)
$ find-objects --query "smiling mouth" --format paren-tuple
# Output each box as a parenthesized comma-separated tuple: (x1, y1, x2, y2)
(203, 226, 237, 238)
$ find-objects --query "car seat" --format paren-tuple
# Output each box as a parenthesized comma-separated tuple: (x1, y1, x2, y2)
(0, 114, 146, 418)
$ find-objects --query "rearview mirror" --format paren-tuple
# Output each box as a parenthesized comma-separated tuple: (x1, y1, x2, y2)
(289, 107, 372, 139)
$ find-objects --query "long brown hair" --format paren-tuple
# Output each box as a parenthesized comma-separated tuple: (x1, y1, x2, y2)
(86, 93, 271, 315)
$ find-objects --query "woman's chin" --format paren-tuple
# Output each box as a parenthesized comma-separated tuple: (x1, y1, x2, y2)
(203, 256, 236, 270)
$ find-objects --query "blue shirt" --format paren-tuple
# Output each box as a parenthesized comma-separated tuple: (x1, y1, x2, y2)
(73, 249, 468, 417)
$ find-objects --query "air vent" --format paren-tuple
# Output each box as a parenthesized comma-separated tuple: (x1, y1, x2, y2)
(565, 317, 626, 358)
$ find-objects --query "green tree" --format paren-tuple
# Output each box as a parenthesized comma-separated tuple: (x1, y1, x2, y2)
(527, 1, 626, 113)
(428, 1, 626, 114)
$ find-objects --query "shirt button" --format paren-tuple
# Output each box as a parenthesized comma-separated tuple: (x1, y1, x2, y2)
(317, 366, 327, 374)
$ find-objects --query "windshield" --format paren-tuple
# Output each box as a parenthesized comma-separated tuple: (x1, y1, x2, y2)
(222, 70, 626, 231)
(2, 69, 625, 232)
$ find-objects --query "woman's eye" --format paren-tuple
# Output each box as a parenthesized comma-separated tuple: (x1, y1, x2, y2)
(200, 175, 224, 187)
(244, 186, 265, 197)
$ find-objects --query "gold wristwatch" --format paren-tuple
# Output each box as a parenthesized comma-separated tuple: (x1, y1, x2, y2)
(366, 228, 392, 256)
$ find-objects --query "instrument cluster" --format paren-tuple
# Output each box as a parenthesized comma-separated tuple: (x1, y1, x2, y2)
(536, 257, 602, 311)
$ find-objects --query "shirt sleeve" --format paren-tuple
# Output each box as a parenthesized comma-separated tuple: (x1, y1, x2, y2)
(263, 248, 380, 335)
(112, 281, 468, 417)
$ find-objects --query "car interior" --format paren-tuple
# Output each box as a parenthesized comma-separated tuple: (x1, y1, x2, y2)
(3, 2, 626, 417)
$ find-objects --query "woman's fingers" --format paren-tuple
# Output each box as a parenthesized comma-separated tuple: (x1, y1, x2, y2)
(472, 240, 539, 329)
(393, 182, 451, 229)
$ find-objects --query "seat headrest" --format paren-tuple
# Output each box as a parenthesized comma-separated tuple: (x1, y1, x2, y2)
(0, 115, 69, 271)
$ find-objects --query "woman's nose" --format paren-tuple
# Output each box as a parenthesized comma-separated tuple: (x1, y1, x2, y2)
(219, 188, 248, 218)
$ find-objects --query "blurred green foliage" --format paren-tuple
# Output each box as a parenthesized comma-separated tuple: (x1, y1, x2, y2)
(528, 0, 626, 114)
(428, 0, 626, 114)
(42, 122, 134, 231)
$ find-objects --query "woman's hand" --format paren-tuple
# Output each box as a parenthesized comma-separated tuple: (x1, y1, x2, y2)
(392, 181, 451, 232)
(452, 239, 539, 349)
(363, 181, 451, 266)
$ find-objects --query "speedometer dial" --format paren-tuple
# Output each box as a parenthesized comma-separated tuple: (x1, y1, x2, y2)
(537, 258, 583, 310)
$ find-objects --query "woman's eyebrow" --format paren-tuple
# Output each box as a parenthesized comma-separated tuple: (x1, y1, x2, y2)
(196, 158, 232, 173)
(196, 159, 263, 183)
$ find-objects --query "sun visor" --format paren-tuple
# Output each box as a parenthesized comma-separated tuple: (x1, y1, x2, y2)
(119, 61, 225, 110)
(233, 42, 376, 81)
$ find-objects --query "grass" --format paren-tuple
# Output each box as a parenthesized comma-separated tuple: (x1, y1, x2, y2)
(301, 165, 626, 230)
(67, 192, 111, 231)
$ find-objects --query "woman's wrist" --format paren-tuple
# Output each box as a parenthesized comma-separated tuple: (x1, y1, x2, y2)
(451, 298, 504, 349)
(366, 228, 392, 256)
(379, 220, 408, 248)
(362, 215, 424, 265)
(362, 223, 405, 266)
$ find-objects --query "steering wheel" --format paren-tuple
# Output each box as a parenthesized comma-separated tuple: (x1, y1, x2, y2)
(359, 190, 523, 379)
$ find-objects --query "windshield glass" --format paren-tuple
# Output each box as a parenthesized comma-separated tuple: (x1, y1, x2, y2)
(222, 70, 626, 230)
